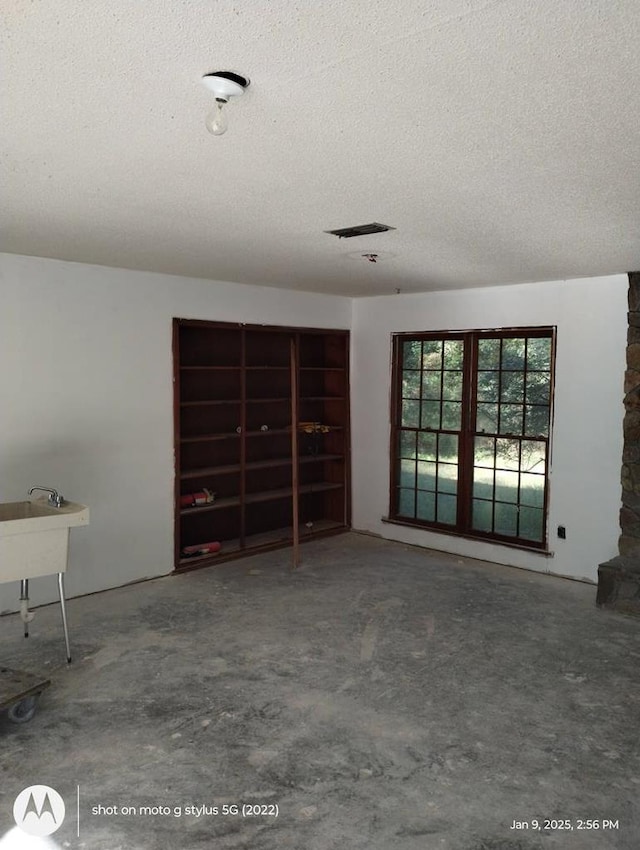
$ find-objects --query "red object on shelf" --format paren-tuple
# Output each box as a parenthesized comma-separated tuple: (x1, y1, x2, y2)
(180, 488, 215, 508)
(181, 541, 222, 557)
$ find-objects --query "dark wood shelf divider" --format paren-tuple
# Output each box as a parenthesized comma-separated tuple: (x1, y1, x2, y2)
(180, 399, 242, 407)
(173, 320, 350, 569)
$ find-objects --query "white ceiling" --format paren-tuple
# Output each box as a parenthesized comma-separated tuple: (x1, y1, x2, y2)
(2, 0, 639, 296)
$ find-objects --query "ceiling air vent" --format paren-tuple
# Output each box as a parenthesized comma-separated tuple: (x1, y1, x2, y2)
(325, 222, 396, 239)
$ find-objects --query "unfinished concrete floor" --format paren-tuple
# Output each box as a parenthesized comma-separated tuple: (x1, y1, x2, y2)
(1, 533, 639, 850)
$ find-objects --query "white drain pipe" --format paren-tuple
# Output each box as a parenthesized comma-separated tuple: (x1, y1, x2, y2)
(20, 599, 35, 625)
(19, 579, 35, 636)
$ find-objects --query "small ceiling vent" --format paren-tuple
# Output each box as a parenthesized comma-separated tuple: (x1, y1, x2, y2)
(325, 222, 396, 239)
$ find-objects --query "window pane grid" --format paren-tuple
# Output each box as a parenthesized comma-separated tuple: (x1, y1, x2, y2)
(393, 330, 552, 547)
(395, 428, 459, 526)
(471, 432, 547, 539)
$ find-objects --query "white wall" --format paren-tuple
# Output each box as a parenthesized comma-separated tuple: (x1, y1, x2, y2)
(0, 253, 351, 613)
(351, 275, 627, 582)
(0, 255, 627, 617)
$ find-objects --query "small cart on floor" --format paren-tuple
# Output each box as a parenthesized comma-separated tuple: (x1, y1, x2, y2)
(0, 667, 50, 723)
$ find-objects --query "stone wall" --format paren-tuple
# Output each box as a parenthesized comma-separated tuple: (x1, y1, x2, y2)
(597, 271, 640, 613)
(620, 272, 640, 555)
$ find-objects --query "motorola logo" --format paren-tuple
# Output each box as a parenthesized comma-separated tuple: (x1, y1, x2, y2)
(13, 785, 66, 836)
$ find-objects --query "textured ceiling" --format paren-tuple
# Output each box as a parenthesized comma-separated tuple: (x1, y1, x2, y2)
(2, 0, 639, 296)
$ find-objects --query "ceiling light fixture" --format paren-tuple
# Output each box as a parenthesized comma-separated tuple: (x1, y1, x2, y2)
(201, 71, 250, 136)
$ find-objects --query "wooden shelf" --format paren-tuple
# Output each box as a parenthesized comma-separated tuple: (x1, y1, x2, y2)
(182, 464, 242, 479)
(181, 426, 344, 444)
(181, 494, 241, 513)
(178, 539, 242, 566)
(181, 399, 241, 407)
(181, 453, 343, 480)
(181, 458, 290, 479)
(181, 432, 241, 443)
(180, 481, 343, 516)
(181, 427, 301, 443)
(247, 482, 342, 504)
(180, 366, 241, 371)
(177, 519, 346, 569)
(174, 320, 350, 568)
(246, 397, 291, 403)
(298, 425, 344, 432)
(246, 428, 291, 437)
(182, 397, 297, 407)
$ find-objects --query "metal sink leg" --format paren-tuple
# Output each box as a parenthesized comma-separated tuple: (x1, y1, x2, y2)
(57, 573, 72, 663)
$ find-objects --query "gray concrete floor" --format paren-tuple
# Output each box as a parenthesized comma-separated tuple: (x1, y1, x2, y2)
(1, 533, 639, 850)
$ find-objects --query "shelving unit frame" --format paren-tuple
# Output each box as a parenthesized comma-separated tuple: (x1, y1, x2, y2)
(173, 319, 351, 569)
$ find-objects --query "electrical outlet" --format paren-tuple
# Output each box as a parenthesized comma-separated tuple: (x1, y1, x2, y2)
(557, 525, 566, 539)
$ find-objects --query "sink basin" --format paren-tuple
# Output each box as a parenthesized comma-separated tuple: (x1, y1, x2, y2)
(0, 498, 89, 582)
(0, 501, 60, 521)
(0, 498, 89, 530)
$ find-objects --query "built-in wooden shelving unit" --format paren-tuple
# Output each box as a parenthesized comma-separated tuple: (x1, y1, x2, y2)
(173, 320, 350, 569)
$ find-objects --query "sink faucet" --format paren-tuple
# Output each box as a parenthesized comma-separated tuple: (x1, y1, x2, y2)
(28, 486, 65, 508)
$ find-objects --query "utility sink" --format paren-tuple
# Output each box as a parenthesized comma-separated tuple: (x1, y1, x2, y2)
(0, 498, 89, 582)
(0, 495, 89, 663)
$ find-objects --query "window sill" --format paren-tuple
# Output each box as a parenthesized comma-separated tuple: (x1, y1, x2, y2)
(381, 516, 554, 556)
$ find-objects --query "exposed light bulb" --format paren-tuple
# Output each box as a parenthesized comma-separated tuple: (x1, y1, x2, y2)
(201, 72, 249, 137)
(205, 99, 228, 136)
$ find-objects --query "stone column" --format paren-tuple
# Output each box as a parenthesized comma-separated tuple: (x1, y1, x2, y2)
(597, 272, 640, 613)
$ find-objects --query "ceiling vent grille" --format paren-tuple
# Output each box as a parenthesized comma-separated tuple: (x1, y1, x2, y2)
(325, 222, 396, 239)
